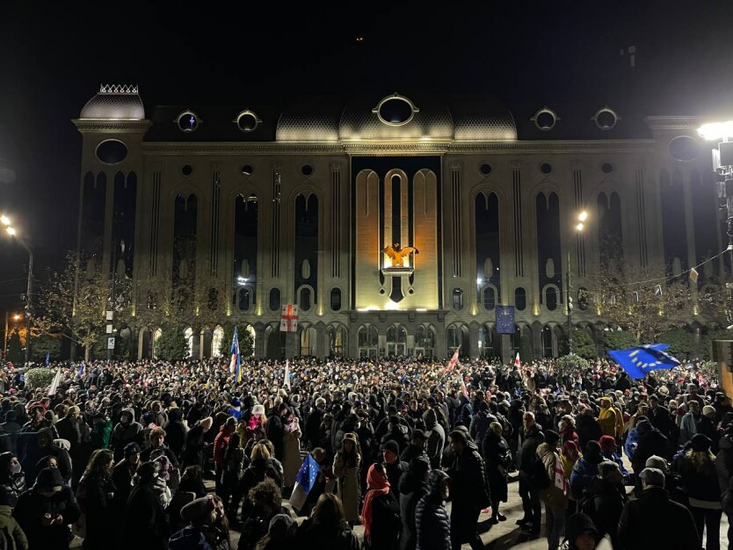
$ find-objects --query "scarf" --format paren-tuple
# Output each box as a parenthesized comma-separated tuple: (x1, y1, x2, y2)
(361, 464, 390, 539)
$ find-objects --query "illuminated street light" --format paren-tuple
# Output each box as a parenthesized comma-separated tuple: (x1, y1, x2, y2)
(576, 222, 585, 232)
(0, 216, 9, 226)
(698, 121, 733, 141)
(578, 210, 588, 222)
(13, 314, 20, 321)
(6, 227, 15, 236)
(568, 211, 589, 355)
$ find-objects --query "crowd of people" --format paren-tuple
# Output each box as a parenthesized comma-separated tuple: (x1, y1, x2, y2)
(0, 354, 728, 550)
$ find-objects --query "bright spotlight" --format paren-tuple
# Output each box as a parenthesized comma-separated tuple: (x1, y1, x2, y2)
(578, 211, 588, 222)
(575, 223, 585, 232)
(0, 216, 9, 226)
(6, 227, 15, 236)
(698, 121, 733, 141)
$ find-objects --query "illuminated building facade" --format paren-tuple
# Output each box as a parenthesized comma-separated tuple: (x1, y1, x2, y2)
(74, 86, 720, 360)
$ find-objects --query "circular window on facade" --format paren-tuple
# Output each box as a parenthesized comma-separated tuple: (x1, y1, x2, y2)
(479, 163, 492, 176)
(373, 93, 419, 126)
(242, 164, 253, 176)
(540, 162, 553, 175)
(601, 162, 613, 174)
(301, 164, 314, 177)
(593, 107, 618, 130)
(95, 140, 128, 164)
(177, 111, 200, 133)
(235, 110, 261, 133)
(532, 108, 558, 131)
(669, 135, 701, 162)
(182, 165, 193, 176)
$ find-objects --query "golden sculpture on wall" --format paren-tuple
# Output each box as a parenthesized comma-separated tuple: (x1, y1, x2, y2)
(383, 242, 419, 268)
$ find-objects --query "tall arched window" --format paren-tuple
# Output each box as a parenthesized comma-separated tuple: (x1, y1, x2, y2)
(269, 288, 281, 311)
(515, 287, 527, 311)
(452, 288, 464, 310)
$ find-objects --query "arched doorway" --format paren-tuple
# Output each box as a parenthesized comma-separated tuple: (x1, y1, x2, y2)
(327, 324, 348, 357)
(298, 324, 318, 356)
(212, 325, 225, 357)
(265, 323, 285, 360)
(415, 324, 436, 358)
(446, 323, 469, 356)
(386, 324, 407, 356)
(357, 324, 379, 358)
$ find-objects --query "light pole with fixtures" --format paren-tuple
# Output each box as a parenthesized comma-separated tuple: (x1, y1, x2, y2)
(567, 210, 588, 355)
(1, 215, 34, 365)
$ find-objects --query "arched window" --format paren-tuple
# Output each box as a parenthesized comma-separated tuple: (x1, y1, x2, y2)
(299, 287, 312, 311)
(212, 326, 225, 357)
(545, 286, 558, 311)
(269, 288, 281, 311)
(239, 288, 251, 311)
(386, 324, 407, 343)
(515, 287, 527, 311)
(330, 288, 342, 311)
(452, 288, 464, 311)
(482, 286, 496, 310)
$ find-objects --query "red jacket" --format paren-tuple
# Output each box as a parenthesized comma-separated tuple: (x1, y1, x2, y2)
(213, 426, 234, 468)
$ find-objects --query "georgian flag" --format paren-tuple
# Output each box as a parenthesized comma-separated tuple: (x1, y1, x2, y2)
(444, 347, 460, 372)
(514, 352, 521, 369)
(230, 326, 241, 383)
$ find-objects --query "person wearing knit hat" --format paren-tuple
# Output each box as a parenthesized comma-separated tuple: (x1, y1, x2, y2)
(699, 405, 720, 452)
(598, 435, 630, 482)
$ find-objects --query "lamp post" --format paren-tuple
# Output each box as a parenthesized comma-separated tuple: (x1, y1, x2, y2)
(0, 217, 33, 365)
(567, 211, 588, 355)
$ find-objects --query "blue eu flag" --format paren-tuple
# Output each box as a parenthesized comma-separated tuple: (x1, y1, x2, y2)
(496, 306, 515, 334)
(608, 344, 680, 380)
(289, 453, 321, 511)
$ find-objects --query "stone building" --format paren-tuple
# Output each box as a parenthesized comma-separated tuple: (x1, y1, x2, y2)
(73, 85, 721, 361)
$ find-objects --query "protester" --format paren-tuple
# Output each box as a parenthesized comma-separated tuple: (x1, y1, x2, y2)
(362, 463, 400, 550)
(295, 493, 360, 550)
(415, 469, 451, 550)
(76, 449, 116, 550)
(333, 432, 361, 524)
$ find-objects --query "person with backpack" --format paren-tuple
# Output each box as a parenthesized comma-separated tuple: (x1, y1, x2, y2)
(536, 430, 567, 550)
(581, 461, 626, 548)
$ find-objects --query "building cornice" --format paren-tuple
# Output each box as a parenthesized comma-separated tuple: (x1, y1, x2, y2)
(141, 139, 655, 156)
(72, 119, 152, 134)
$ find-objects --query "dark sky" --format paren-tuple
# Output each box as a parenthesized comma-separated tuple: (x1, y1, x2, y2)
(1, 0, 733, 311)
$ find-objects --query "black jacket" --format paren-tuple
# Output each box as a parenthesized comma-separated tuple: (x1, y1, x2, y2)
(482, 432, 510, 503)
(295, 518, 361, 550)
(448, 441, 490, 510)
(617, 487, 699, 550)
(265, 413, 284, 460)
(415, 470, 451, 550)
(576, 415, 603, 452)
(163, 409, 187, 460)
(14, 485, 81, 550)
(366, 491, 400, 550)
(122, 478, 170, 550)
(182, 424, 206, 468)
(76, 473, 117, 550)
(583, 476, 626, 546)
(632, 428, 669, 473)
(398, 468, 428, 550)
(518, 424, 544, 472)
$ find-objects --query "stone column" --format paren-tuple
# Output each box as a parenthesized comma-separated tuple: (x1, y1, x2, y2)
(469, 322, 480, 360)
(254, 325, 266, 359)
(315, 323, 327, 360)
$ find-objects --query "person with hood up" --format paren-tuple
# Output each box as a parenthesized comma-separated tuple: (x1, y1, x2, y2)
(423, 408, 445, 469)
(482, 421, 511, 524)
(398, 456, 430, 550)
(169, 494, 231, 550)
(182, 416, 213, 469)
(163, 407, 188, 460)
(570, 440, 604, 500)
(0, 486, 27, 549)
(596, 397, 617, 438)
(112, 441, 140, 511)
(0, 452, 25, 507)
(121, 461, 170, 550)
(294, 493, 360, 550)
(536, 430, 568, 550)
(415, 469, 451, 550)
(361, 462, 400, 550)
(447, 429, 490, 550)
(13, 467, 80, 550)
(618, 467, 699, 550)
(23, 428, 72, 486)
(559, 513, 599, 550)
(111, 408, 143, 462)
(254, 513, 296, 550)
(581, 460, 626, 548)
(332, 432, 361, 524)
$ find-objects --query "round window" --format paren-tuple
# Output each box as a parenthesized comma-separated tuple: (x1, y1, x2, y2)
(540, 163, 553, 175)
(479, 163, 492, 176)
(182, 165, 193, 176)
(301, 164, 314, 177)
(594, 108, 618, 130)
(601, 162, 613, 174)
(669, 136, 701, 162)
(236, 111, 260, 133)
(533, 108, 557, 131)
(242, 165, 253, 176)
(374, 94, 417, 126)
(177, 111, 200, 132)
(96, 140, 128, 164)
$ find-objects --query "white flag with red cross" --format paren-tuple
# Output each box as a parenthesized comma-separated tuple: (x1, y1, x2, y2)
(514, 352, 521, 369)
(280, 304, 299, 332)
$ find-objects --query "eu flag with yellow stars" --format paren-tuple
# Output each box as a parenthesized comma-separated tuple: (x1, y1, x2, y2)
(496, 306, 515, 334)
(289, 453, 321, 512)
(608, 344, 680, 380)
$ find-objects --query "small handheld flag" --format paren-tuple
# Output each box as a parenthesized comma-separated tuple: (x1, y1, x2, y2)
(230, 326, 241, 383)
(48, 367, 62, 396)
(444, 347, 460, 373)
(514, 352, 521, 369)
(289, 453, 321, 511)
(284, 360, 291, 389)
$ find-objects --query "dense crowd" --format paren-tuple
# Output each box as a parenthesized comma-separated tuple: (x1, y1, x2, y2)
(0, 355, 729, 550)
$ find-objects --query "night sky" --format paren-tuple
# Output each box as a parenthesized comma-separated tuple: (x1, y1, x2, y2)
(1, 0, 733, 313)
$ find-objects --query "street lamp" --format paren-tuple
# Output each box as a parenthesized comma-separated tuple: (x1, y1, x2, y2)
(0, 218, 34, 365)
(567, 210, 588, 354)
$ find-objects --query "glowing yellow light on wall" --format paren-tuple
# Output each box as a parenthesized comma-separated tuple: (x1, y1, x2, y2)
(533, 302, 541, 316)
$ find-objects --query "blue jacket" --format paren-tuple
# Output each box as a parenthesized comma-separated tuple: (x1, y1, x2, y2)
(570, 456, 601, 498)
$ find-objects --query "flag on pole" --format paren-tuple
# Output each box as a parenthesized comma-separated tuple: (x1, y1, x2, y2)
(289, 453, 321, 511)
(444, 347, 460, 372)
(514, 352, 521, 369)
(608, 344, 680, 380)
(284, 360, 291, 389)
(77, 363, 85, 378)
(45, 353, 49, 366)
(48, 367, 62, 396)
(230, 326, 241, 383)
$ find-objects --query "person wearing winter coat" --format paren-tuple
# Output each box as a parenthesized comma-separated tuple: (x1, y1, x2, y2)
(447, 429, 490, 550)
(631, 419, 670, 476)
(575, 406, 602, 453)
(0, 452, 25, 507)
(482, 421, 511, 524)
(381, 440, 408, 499)
(214, 418, 237, 498)
(570, 440, 603, 500)
(468, 402, 496, 450)
(163, 407, 188, 460)
(618, 467, 699, 550)
(222, 433, 247, 521)
(13, 467, 80, 550)
(265, 405, 287, 461)
(423, 409, 445, 470)
(239, 443, 283, 521)
(398, 456, 429, 550)
(182, 416, 213, 469)
(415, 469, 451, 550)
(110, 408, 143, 463)
(361, 463, 400, 550)
(582, 461, 626, 548)
(517, 412, 544, 535)
(111, 442, 140, 512)
(121, 461, 170, 550)
(22, 428, 72, 485)
(169, 494, 231, 550)
(238, 479, 290, 550)
(536, 431, 567, 550)
(715, 426, 733, 548)
(333, 432, 361, 524)
(598, 435, 630, 482)
(282, 416, 302, 488)
(294, 493, 360, 550)
(76, 449, 117, 550)
(0, 486, 27, 549)
(676, 434, 722, 550)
